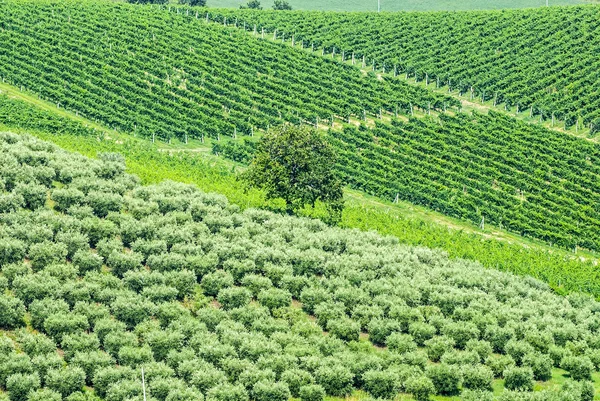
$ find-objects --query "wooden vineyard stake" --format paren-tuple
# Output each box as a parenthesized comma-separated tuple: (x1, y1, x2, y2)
(142, 368, 147, 401)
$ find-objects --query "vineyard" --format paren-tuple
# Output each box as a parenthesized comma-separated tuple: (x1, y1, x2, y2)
(331, 111, 600, 252)
(0, 0, 455, 142)
(215, 5, 600, 131)
(1, 132, 600, 401)
(217, 108, 600, 253)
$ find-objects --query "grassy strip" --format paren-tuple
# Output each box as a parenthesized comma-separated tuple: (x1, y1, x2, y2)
(16, 128, 599, 298)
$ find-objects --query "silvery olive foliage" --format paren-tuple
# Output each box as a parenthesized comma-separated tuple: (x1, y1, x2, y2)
(0, 133, 598, 401)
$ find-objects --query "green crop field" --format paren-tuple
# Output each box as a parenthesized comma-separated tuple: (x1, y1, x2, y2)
(208, 0, 593, 12)
(216, 5, 600, 131)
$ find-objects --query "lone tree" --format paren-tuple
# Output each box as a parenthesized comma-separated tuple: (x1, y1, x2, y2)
(242, 125, 344, 223)
(240, 0, 262, 8)
(273, 0, 292, 10)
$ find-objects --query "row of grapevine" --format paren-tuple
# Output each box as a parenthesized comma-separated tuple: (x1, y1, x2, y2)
(213, 5, 600, 131)
(0, 0, 456, 142)
(0, 132, 598, 401)
(329, 111, 600, 251)
(0, 94, 99, 137)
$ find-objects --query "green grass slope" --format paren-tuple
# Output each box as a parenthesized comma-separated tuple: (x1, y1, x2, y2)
(215, 5, 600, 130)
(1, 132, 600, 401)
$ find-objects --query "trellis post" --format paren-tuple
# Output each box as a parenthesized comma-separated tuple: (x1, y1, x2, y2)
(142, 368, 147, 401)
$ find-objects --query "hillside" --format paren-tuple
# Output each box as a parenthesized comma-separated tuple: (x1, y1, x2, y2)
(1, 132, 600, 401)
(3, 90, 600, 299)
(2, 1, 600, 254)
(215, 5, 600, 131)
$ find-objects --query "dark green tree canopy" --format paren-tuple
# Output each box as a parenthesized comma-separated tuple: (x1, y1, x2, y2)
(242, 125, 343, 223)
(179, 0, 207, 6)
(240, 0, 262, 9)
(273, 0, 292, 10)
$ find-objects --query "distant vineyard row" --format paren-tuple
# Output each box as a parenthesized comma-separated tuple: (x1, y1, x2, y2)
(0, 0, 455, 142)
(221, 110, 600, 253)
(214, 6, 600, 131)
